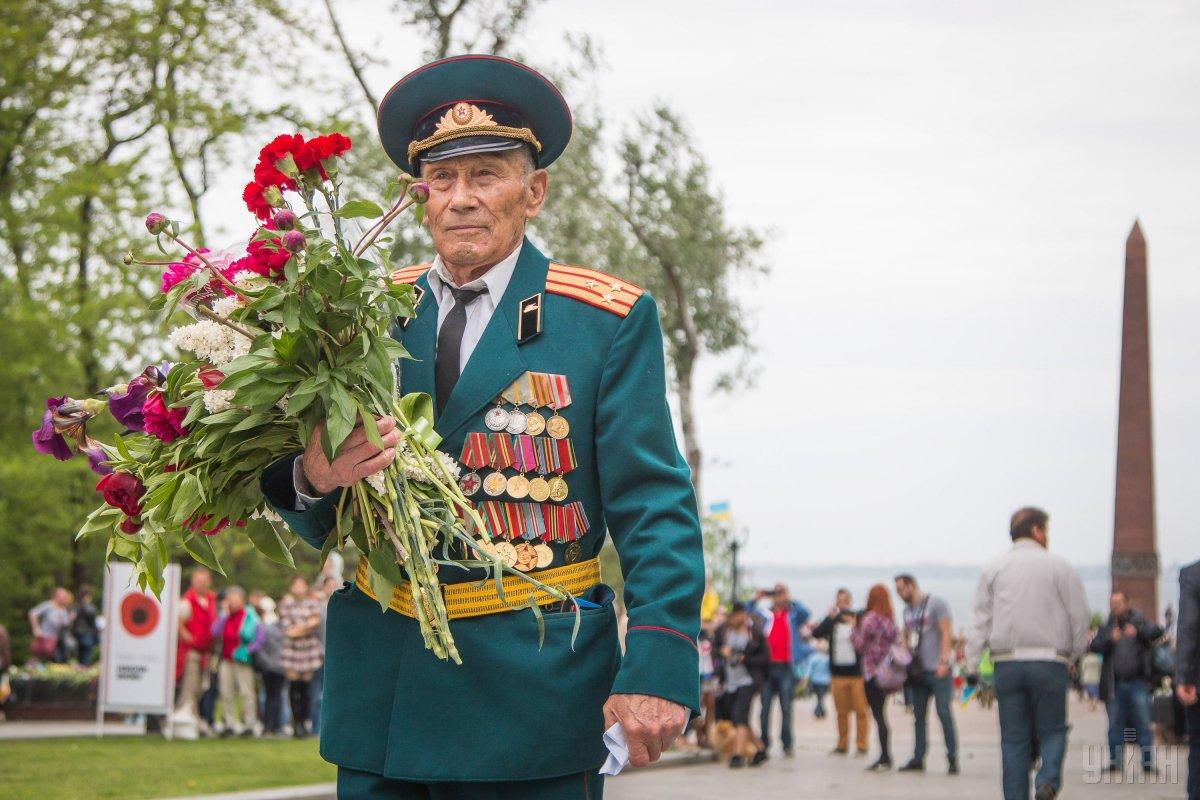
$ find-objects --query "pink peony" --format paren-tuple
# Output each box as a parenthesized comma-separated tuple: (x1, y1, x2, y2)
(142, 392, 188, 443)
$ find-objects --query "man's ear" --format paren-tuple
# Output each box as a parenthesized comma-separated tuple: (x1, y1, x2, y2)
(524, 169, 548, 220)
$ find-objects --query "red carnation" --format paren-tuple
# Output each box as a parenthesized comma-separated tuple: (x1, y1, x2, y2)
(243, 181, 273, 221)
(255, 134, 304, 188)
(142, 392, 188, 443)
(300, 133, 352, 177)
(96, 471, 146, 518)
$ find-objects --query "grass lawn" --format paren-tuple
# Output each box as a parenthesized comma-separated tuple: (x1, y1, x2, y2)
(0, 735, 336, 799)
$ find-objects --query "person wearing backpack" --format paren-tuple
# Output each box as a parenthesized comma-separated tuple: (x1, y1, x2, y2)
(966, 507, 1091, 800)
(850, 584, 899, 771)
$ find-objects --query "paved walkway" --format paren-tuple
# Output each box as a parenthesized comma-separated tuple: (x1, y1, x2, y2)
(608, 695, 1188, 799)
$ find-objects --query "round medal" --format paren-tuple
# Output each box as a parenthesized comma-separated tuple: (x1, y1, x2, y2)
(494, 542, 519, 568)
(485, 406, 510, 431)
(564, 542, 582, 563)
(483, 471, 507, 497)
(505, 409, 528, 435)
(545, 414, 570, 439)
(527, 476, 551, 502)
(515, 542, 537, 571)
(474, 537, 498, 558)
(548, 476, 569, 502)
(459, 471, 482, 497)
(533, 543, 554, 569)
(506, 473, 530, 499)
(523, 411, 546, 436)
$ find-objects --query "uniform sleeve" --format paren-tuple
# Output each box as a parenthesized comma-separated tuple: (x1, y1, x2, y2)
(260, 453, 344, 550)
(1176, 566, 1200, 686)
(595, 293, 704, 714)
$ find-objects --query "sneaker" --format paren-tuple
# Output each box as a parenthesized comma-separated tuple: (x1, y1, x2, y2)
(867, 759, 892, 772)
(856, 749, 869, 757)
(729, 756, 746, 768)
(948, 758, 960, 775)
(830, 747, 848, 755)
(898, 760, 924, 772)
(751, 749, 769, 767)
(783, 747, 794, 758)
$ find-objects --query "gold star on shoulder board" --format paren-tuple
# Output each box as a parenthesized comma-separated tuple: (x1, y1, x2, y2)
(583, 278, 601, 289)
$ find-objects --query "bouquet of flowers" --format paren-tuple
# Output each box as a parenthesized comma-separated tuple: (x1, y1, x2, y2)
(32, 132, 572, 663)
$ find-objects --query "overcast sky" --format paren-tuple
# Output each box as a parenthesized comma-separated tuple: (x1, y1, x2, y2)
(210, 1, 1200, 570)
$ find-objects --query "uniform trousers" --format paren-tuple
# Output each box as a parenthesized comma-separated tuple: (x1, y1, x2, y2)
(830, 675, 869, 752)
(336, 766, 603, 799)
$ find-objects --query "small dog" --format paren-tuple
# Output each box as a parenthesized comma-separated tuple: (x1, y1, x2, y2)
(711, 720, 759, 762)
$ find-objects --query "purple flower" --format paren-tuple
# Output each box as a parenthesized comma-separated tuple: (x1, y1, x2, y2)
(105, 365, 167, 432)
(32, 396, 73, 460)
(282, 229, 306, 253)
(145, 212, 168, 235)
(84, 442, 113, 475)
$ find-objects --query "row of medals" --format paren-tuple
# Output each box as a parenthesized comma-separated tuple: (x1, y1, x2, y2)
(477, 403, 571, 503)
(474, 538, 557, 572)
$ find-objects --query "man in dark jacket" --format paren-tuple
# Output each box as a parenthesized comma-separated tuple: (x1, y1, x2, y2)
(1089, 590, 1165, 773)
(1175, 560, 1200, 800)
(812, 589, 868, 756)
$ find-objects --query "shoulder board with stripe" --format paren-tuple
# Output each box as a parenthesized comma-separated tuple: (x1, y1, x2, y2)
(389, 263, 431, 284)
(546, 262, 644, 318)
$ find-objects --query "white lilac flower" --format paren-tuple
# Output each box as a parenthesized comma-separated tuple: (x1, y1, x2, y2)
(211, 296, 242, 319)
(202, 389, 235, 414)
(432, 452, 461, 481)
(365, 471, 386, 494)
(169, 320, 251, 367)
(230, 270, 270, 292)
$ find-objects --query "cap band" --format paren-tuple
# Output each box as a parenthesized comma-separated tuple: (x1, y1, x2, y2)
(407, 101, 541, 165)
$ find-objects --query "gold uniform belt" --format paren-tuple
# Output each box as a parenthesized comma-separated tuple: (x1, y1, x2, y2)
(354, 557, 601, 620)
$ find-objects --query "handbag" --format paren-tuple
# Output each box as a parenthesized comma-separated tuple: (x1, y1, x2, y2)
(876, 641, 913, 693)
(30, 635, 58, 660)
(905, 596, 931, 686)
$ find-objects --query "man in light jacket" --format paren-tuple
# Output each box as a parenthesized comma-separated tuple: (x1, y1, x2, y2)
(966, 507, 1090, 800)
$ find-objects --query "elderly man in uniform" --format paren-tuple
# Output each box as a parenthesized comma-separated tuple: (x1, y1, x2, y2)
(261, 55, 704, 799)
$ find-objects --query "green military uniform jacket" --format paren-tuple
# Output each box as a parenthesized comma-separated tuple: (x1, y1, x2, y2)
(261, 237, 703, 781)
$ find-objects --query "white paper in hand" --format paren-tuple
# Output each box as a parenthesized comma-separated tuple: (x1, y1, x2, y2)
(599, 722, 629, 776)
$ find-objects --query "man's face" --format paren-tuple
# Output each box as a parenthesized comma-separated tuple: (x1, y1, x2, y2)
(773, 585, 789, 609)
(1110, 592, 1128, 616)
(895, 580, 913, 604)
(836, 590, 851, 609)
(192, 569, 211, 593)
(420, 150, 547, 272)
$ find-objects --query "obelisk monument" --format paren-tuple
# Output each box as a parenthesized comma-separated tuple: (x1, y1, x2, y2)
(1111, 220, 1159, 616)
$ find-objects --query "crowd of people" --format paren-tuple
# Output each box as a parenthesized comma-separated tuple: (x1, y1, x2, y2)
(171, 564, 340, 738)
(693, 505, 1198, 800)
(8, 555, 345, 739)
(694, 574, 962, 776)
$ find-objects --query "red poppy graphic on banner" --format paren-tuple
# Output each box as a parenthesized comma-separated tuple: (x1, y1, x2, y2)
(120, 593, 159, 637)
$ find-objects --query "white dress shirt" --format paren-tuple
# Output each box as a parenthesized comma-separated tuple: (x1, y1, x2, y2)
(294, 242, 523, 504)
(965, 538, 1092, 669)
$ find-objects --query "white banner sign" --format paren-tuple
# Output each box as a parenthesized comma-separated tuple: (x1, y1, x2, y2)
(100, 561, 180, 713)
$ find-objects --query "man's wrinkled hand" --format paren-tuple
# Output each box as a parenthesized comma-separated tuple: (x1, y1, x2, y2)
(602, 693, 687, 768)
(302, 416, 401, 496)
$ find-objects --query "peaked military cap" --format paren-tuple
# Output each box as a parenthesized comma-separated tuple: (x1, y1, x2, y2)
(377, 55, 573, 174)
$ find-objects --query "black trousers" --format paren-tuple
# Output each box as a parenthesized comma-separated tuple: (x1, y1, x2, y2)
(288, 678, 311, 732)
(262, 671, 287, 733)
(1187, 700, 1200, 800)
(864, 678, 890, 762)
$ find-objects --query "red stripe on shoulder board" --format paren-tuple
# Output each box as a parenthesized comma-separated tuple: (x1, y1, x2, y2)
(626, 625, 698, 651)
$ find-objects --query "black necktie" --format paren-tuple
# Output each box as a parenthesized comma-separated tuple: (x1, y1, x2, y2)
(435, 285, 488, 414)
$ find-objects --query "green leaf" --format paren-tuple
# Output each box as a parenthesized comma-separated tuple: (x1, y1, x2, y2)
(358, 403, 385, 449)
(230, 411, 274, 433)
(398, 392, 440, 449)
(76, 506, 121, 541)
(183, 533, 226, 576)
(246, 520, 296, 568)
(335, 199, 385, 219)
